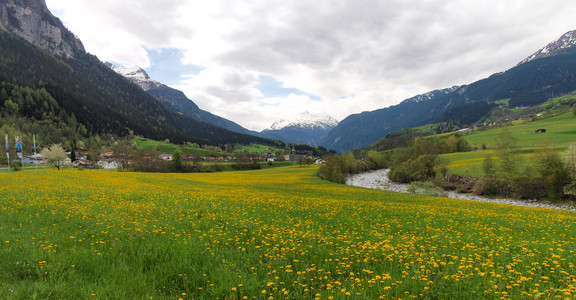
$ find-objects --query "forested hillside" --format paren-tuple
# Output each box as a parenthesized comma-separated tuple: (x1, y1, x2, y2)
(0, 31, 280, 147)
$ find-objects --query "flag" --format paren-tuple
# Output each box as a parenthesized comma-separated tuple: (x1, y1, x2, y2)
(4, 134, 8, 159)
(15, 135, 22, 160)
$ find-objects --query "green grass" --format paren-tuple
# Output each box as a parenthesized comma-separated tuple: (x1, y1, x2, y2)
(234, 144, 284, 154)
(465, 113, 576, 149)
(134, 137, 286, 157)
(2, 167, 576, 298)
(441, 113, 576, 176)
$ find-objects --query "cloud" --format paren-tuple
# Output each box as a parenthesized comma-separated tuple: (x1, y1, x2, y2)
(46, 0, 576, 131)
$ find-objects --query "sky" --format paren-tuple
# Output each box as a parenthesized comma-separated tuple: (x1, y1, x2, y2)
(45, 0, 576, 132)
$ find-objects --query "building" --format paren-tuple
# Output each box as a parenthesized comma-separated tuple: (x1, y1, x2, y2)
(22, 154, 46, 164)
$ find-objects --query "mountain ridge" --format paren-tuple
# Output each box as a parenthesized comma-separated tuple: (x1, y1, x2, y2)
(0, 1, 280, 148)
(321, 29, 576, 152)
(260, 112, 338, 146)
(108, 63, 260, 136)
(518, 30, 576, 65)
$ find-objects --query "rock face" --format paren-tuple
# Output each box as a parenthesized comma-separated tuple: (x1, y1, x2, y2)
(0, 0, 85, 57)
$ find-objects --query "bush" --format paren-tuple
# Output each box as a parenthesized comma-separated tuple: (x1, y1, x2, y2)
(472, 178, 510, 197)
(12, 161, 22, 171)
(511, 174, 547, 199)
(389, 154, 437, 183)
(407, 181, 446, 196)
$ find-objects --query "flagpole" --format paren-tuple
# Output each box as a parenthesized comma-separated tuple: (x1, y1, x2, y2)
(5, 134, 10, 174)
(34, 134, 37, 170)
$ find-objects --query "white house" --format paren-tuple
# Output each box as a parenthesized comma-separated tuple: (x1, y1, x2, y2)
(96, 160, 121, 169)
(22, 154, 46, 164)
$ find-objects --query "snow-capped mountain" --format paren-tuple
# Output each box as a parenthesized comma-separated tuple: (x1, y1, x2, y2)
(518, 30, 576, 65)
(401, 86, 461, 104)
(261, 112, 339, 145)
(107, 63, 258, 136)
(268, 111, 339, 130)
(107, 64, 162, 91)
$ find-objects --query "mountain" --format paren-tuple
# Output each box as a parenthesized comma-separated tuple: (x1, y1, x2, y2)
(108, 64, 259, 136)
(261, 112, 338, 145)
(518, 30, 576, 65)
(322, 30, 576, 152)
(0, 0, 84, 58)
(0, 0, 279, 147)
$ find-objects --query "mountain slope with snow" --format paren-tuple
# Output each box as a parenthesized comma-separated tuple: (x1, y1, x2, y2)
(322, 29, 576, 152)
(518, 30, 576, 65)
(261, 112, 338, 145)
(269, 112, 339, 130)
(108, 63, 259, 136)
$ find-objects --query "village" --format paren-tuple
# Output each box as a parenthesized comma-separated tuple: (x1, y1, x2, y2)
(15, 147, 324, 170)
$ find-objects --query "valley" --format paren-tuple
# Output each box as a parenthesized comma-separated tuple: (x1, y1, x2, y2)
(1, 1, 576, 299)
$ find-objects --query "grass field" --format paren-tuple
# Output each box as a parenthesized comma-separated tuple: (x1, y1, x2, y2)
(2, 167, 576, 299)
(465, 113, 576, 149)
(134, 137, 213, 156)
(134, 137, 285, 157)
(442, 113, 576, 176)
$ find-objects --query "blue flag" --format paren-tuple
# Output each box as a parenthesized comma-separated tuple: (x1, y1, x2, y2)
(15, 135, 22, 160)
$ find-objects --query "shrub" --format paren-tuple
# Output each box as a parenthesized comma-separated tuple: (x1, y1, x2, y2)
(389, 154, 437, 183)
(473, 178, 509, 197)
(407, 181, 446, 196)
(12, 161, 22, 171)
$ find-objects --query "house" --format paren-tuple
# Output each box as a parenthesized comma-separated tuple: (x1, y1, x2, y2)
(96, 160, 121, 169)
(22, 154, 46, 164)
(456, 128, 472, 133)
(159, 153, 173, 161)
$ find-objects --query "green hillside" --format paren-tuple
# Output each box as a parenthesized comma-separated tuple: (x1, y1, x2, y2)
(443, 112, 576, 176)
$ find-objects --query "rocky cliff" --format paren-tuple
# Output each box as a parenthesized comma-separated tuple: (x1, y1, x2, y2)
(0, 0, 84, 57)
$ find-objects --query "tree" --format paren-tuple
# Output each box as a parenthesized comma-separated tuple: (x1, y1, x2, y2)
(535, 144, 569, 199)
(435, 156, 450, 180)
(482, 156, 496, 178)
(41, 144, 67, 170)
(495, 128, 520, 180)
(113, 139, 137, 171)
(563, 144, 576, 196)
(172, 150, 183, 172)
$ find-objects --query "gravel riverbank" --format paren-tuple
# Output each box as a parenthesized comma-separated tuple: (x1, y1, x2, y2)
(346, 169, 576, 211)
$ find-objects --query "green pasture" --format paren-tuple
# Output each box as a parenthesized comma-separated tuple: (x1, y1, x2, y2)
(134, 137, 213, 156)
(442, 113, 576, 176)
(465, 113, 576, 149)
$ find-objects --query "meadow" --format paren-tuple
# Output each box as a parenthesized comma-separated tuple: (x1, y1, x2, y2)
(2, 166, 576, 299)
(443, 113, 576, 176)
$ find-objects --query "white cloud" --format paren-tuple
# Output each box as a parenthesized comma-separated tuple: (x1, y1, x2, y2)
(46, 0, 576, 131)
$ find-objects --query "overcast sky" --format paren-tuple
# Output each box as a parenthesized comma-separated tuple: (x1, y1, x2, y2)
(46, 0, 576, 131)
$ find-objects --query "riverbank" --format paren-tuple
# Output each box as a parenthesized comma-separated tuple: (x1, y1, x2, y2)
(346, 169, 576, 211)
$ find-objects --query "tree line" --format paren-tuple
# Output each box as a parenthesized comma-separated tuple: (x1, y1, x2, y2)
(318, 134, 471, 184)
(319, 127, 576, 201)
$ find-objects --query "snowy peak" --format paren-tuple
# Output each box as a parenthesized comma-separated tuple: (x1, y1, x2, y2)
(107, 63, 162, 91)
(401, 86, 461, 104)
(518, 30, 576, 65)
(268, 111, 339, 130)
